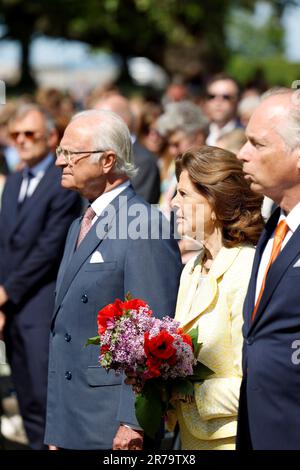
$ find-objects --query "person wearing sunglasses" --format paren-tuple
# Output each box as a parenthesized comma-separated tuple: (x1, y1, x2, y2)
(0, 104, 82, 449)
(44, 109, 182, 451)
(204, 74, 241, 146)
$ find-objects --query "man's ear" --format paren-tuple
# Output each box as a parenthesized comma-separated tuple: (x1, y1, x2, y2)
(101, 151, 117, 174)
(295, 146, 300, 172)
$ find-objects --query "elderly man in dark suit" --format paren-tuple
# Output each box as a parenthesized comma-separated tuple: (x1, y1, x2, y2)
(236, 88, 300, 449)
(0, 104, 82, 449)
(44, 109, 182, 450)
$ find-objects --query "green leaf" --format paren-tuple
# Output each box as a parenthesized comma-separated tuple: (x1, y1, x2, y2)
(125, 291, 133, 301)
(85, 336, 100, 347)
(172, 378, 194, 397)
(188, 326, 201, 358)
(135, 385, 163, 439)
(190, 362, 214, 382)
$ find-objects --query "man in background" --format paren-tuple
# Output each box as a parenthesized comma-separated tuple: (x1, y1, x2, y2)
(205, 74, 241, 145)
(0, 104, 81, 449)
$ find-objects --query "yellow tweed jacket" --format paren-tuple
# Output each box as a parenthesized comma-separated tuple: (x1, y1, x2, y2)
(174, 245, 255, 444)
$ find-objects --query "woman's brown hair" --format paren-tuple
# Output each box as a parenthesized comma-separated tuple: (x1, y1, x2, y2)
(175, 145, 264, 247)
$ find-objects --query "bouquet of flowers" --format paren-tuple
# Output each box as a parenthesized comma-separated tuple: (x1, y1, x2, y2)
(87, 294, 213, 439)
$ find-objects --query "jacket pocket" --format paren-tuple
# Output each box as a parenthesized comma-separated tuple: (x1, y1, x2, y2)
(84, 262, 117, 272)
(86, 366, 123, 386)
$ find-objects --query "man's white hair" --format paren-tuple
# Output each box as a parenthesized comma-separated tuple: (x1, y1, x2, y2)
(261, 87, 300, 150)
(10, 103, 56, 134)
(156, 101, 209, 138)
(238, 95, 261, 116)
(71, 109, 137, 178)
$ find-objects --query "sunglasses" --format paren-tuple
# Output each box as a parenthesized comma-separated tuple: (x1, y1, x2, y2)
(206, 93, 236, 101)
(10, 130, 42, 141)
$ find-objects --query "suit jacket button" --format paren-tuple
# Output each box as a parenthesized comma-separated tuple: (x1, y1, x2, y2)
(65, 371, 72, 380)
(81, 294, 88, 303)
(64, 333, 71, 342)
(246, 337, 254, 345)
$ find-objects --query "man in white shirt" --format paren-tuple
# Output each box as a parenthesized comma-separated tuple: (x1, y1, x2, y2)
(45, 109, 182, 450)
(236, 88, 300, 450)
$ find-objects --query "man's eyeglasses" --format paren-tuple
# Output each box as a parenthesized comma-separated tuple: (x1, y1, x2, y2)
(56, 146, 106, 165)
(206, 93, 237, 101)
(10, 130, 42, 142)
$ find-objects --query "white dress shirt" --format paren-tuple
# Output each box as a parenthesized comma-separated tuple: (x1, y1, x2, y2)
(90, 180, 130, 225)
(206, 120, 239, 146)
(18, 154, 54, 203)
(255, 201, 300, 303)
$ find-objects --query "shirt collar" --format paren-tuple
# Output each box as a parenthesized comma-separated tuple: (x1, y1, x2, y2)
(91, 180, 130, 218)
(23, 153, 54, 178)
(279, 201, 300, 234)
(209, 119, 238, 137)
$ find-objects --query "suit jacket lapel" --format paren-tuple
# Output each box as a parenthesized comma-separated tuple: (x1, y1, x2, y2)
(180, 246, 242, 332)
(55, 218, 81, 295)
(54, 185, 136, 315)
(54, 220, 106, 312)
(243, 221, 275, 333)
(10, 160, 56, 236)
(8, 173, 23, 237)
(249, 222, 300, 333)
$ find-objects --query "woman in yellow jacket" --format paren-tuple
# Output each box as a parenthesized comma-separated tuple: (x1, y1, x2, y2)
(170, 146, 264, 450)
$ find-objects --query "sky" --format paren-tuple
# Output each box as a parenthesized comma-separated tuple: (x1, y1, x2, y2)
(282, 4, 300, 61)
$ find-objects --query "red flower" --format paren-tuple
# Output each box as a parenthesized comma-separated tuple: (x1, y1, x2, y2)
(181, 333, 193, 349)
(145, 357, 162, 378)
(144, 330, 177, 362)
(123, 298, 152, 315)
(97, 299, 124, 334)
(177, 328, 193, 350)
(100, 344, 110, 355)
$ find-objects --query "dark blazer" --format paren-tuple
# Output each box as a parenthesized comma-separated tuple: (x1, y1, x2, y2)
(0, 159, 82, 449)
(131, 140, 161, 204)
(237, 208, 300, 450)
(44, 185, 182, 449)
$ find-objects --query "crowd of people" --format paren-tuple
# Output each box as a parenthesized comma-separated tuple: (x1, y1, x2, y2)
(0, 74, 300, 451)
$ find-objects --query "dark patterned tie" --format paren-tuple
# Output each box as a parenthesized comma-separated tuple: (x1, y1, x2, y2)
(76, 206, 96, 248)
(18, 169, 34, 208)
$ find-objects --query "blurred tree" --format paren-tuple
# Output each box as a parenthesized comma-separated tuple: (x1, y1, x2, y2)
(226, 1, 300, 88)
(0, 0, 298, 90)
(227, 5, 284, 58)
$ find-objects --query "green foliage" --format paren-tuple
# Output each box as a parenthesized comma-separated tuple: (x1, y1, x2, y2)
(135, 381, 163, 439)
(227, 5, 284, 58)
(85, 336, 100, 346)
(225, 3, 300, 87)
(188, 326, 201, 358)
(171, 378, 194, 397)
(227, 54, 300, 86)
(191, 361, 214, 381)
(1, 0, 299, 89)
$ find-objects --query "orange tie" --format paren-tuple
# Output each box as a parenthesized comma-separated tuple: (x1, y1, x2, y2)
(251, 220, 289, 321)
